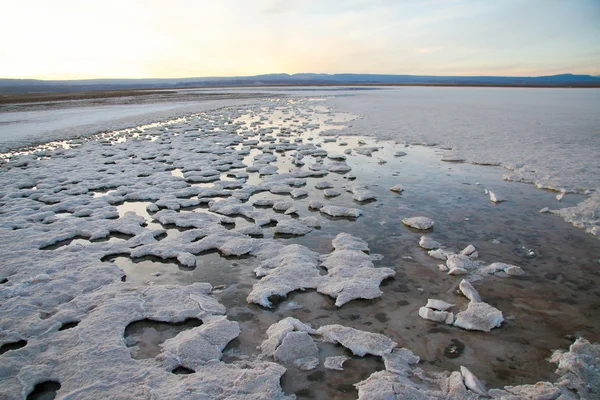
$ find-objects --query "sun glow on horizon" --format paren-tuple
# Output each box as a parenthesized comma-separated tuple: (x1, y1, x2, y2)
(1, 0, 599, 80)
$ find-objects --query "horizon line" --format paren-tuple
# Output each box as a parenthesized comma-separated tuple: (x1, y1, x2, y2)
(2, 71, 600, 82)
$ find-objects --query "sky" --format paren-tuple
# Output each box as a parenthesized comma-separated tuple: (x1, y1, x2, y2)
(1, 0, 599, 79)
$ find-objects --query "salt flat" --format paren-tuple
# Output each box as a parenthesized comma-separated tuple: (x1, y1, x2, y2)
(0, 93, 267, 153)
(0, 91, 598, 399)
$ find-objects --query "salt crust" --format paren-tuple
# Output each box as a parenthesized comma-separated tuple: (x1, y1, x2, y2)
(330, 89, 600, 237)
(421, 240, 526, 279)
(1, 102, 358, 398)
(354, 337, 600, 400)
(260, 318, 600, 400)
(1, 99, 598, 399)
(247, 232, 395, 307)
(402, 216, 435, 230)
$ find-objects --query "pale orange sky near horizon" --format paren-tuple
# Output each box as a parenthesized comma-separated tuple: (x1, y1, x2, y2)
(1, 0, 599, 79)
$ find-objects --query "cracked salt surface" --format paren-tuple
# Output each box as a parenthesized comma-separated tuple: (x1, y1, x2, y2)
(1, 95, 599, 399)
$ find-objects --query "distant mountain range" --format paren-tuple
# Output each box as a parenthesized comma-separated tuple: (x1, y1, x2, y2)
(1, 73, 599, 93)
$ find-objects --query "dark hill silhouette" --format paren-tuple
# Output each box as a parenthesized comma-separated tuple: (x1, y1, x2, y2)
(1, 73, 599, 94)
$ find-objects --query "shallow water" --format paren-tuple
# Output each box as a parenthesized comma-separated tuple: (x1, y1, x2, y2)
(110, 252, 253, 287)
(239, 130, 597, 396)
(3, 97, 599, 399)
(124, 318, 203, 359)
(101, 108, 599, 397)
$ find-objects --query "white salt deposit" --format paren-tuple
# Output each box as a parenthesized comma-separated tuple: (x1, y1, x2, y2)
(419, 235, 441, 250)
(317, 324, 397, 357)
(389, 184, 404, 193)
(324, 356, 349, 371)
(329, 87, 600, 237)
(425, 299, 455, 311)
(323, 189, 341, 198)
(1, 90, 598, 400)
(460, 366, 489, 397)
(320, 205, 362, 218)
(418, 306, 455, 324)
(402, 216, 435, 230)
(318, 234, 395, 306)
(489, 191, 506, 203)
(344, 182, 377, 202)
(454, 301, 504, 332)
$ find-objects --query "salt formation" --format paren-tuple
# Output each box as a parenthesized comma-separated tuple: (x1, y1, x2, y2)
(489, 338, 600, 399)
(428, 248, 454, 260)
(418, 307, 455, 324)
(315, 181, 334, 189)
(459, 279, 482, 302)
(419, 299, 456, 324)
(344, 182, 378, 202)
(260, 317, 317, 356)
(354, 146, 380, 156)
(273, 220, 313, 235)
(247, 233, 394, 308)
(284, 207, 299, 215)
(327, 152, 346, 161)
(158, 315, 241, 370)
(274, 332, 319, 370)
(318, 233, 395, 306)
(419, 238, 526, 280)
(323, 189, 341, 198)
(453, 280, 504, 332)
(460, 366, 489, 397)
(308, 200, 324, 210)
(332, 232, 370, 251)
(460, 244, 478, 259)
(417, 280, 503, 332)
(353, 337, 600, 399)
(261, 318, 400, 370)
(402, 216, 435, 230)
(454, 302, 504, 332)
(1, 102, 371, 399)
(555, 192, 600, 236)
(290, 188, 308, 198)
(489, 191, 506, 203)
(1, 94, 598, 400)
(261, 317, 528, 400)
(425, 299, 455, 311)
(260, 318, 319, 371)
(317, 324, 397, 356)
(324, 356, 349, 370)
(382, 348, 421, 375)
(0, 280, 291, 399)
(320, 205, 362, 218)
(480, 262, 525, 277)
(389, 184, 404, 193)
(446, 254, 478, 272)
(247, 244, 321, 308)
